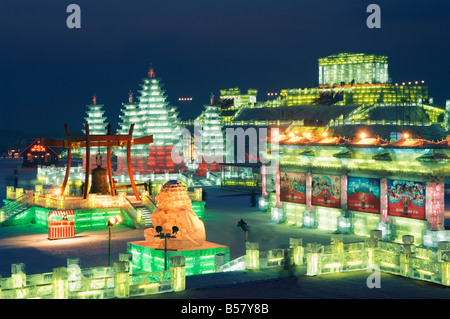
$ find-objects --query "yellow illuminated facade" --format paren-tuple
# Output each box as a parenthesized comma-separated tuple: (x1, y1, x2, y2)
(219, 87, 258, 122)
(262, 132, 449, 247)
(277, 83, 429, 107)
(318, 53, 389, 86)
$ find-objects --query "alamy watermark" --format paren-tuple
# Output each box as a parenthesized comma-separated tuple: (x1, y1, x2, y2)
(366, 4, 381, 29)
(367, 264, 381, 288)
(171, 126, 279, 171)
(66, 4, 81, 29)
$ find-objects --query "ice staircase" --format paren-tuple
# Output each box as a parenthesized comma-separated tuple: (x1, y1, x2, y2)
(0, 194, 34, 224)
(191, 178, 215, 187)
(139, 194, 158, 227)
(140, 207, 153, 227)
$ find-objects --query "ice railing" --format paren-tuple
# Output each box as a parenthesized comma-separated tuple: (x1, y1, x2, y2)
(0, 255, 186, 299)
(242, 231, 450, 287)
(0, 192, 34, 223)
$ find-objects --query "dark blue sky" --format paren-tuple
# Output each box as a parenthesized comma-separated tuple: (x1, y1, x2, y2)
(0, 0, 449, 137)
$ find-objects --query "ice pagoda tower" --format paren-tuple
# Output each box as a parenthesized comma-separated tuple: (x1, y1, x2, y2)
(117, 90, 145, 175)
(115, 66, 186, 182)
(81, 95, 108, 170)
(195, 94, 225, 176)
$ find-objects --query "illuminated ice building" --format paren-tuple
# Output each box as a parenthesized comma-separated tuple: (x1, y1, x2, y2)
(115, 66, 186, 184)
(81, 95, 108, 170)
(260, 130, 450, 249)
(275, 52, 430, 107)
(227, 53, 447, 141)
(193, 95, 225, 177)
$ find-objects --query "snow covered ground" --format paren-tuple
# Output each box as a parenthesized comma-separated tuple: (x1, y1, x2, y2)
(1, 158, 450, 300)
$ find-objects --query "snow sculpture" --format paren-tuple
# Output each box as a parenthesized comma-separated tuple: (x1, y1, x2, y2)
(144, 180, 206, 250)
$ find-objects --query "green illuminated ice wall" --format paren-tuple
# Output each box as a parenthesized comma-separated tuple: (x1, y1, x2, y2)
(128, 242, 230, 276)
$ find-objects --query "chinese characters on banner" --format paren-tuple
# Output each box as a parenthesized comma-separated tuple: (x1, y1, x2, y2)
(387, 179, 426, 220)
(347, 177, 381, 214)
(312, 174, 341, 208)
(280, 171, 306, 204)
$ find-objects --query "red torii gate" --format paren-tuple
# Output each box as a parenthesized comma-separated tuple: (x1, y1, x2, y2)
(40, 123, 153, 201)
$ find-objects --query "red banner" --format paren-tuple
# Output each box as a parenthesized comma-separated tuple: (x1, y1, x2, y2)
(348, 192, 380, 213)
(280, 171, 306, 204)
(387, 180, 426, 220)
(388, 199, 426, 220)
(312, 174, 341, 208)
(347, 177, 380, 214)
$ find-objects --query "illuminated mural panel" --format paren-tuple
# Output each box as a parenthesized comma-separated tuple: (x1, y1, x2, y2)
(280, 171, 306, 204)
(387, 180, 426, 220)
(312, 174, 341, 208)
(347, 177, 380, 214)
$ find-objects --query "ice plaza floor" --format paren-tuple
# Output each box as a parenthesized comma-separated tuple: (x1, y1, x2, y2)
(2, 159, 450, 299)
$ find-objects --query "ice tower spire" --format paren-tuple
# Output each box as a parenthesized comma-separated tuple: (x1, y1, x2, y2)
(148, 63, 155, 78)
(81, 94, 108, 170)
(116, 64, 186, 178)
(128, 90, 133, 103)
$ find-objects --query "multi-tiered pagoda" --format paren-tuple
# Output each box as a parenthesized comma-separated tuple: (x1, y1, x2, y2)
(81, 95, 108, 170)
(116, 66, 185, 182)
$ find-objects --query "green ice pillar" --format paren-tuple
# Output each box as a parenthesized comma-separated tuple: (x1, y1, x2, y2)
(52, 267, 68, 299)
(114, 261, 130, 298)
(170, 255, 186, 292)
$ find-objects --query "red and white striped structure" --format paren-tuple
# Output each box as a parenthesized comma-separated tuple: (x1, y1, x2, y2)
(48, 210, 75, 240)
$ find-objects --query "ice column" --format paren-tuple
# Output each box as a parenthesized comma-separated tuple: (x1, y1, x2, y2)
(366, 230, 381, 269)
(306, 172, 313, 212)
(441, 251, 450, 286)
(271, 169, 284, 222)
(246, 242, 260, 270)
(114, 261, 130, 298)
(426, 180, 444, 231)
(258, 166, 269, 211)
(11, 263, 26, 299)
(380, 178, 388, 222)
(290, 238, 304, 265)
(338, 174, 351, 233)
(376, 178, 391, 240)
(400, 235, 414, 277)
(170, 255, 186, 291)
(275, 169, 281, 207)
(261, 164, 267, 197)
(306, 243, 322, 276)
(52, 267, 68, 299)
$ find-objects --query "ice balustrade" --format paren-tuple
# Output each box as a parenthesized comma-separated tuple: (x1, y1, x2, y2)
(3, 232, 450, 298)
(181, 119, 302, 127)
(2, 186, 146, 227)
(0, 255, 186, 299)
(3, 184, 205, 228)
(330, 118, 434, 127)
(242, 232, 450, 287)
(121, 195, 146, 228)
(0, 191, 34, 223)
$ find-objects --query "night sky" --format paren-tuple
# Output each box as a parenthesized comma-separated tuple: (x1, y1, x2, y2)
(0, 0, 449, 138)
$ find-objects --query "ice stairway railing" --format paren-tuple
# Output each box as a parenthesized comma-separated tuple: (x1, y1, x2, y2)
(0, 194, 34, 224)
(121, 197, 146, 229)
(220, 255, 246, 272)
(140, 207, 153, 227)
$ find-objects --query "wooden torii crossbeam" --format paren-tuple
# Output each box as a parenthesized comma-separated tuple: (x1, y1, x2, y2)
(40, 123, 153, 201)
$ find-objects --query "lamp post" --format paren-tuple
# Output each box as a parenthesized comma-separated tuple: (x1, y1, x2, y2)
(107, 215, 122, 266)
(154, 226, 178, 271)
(237, 219, 250, 243)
